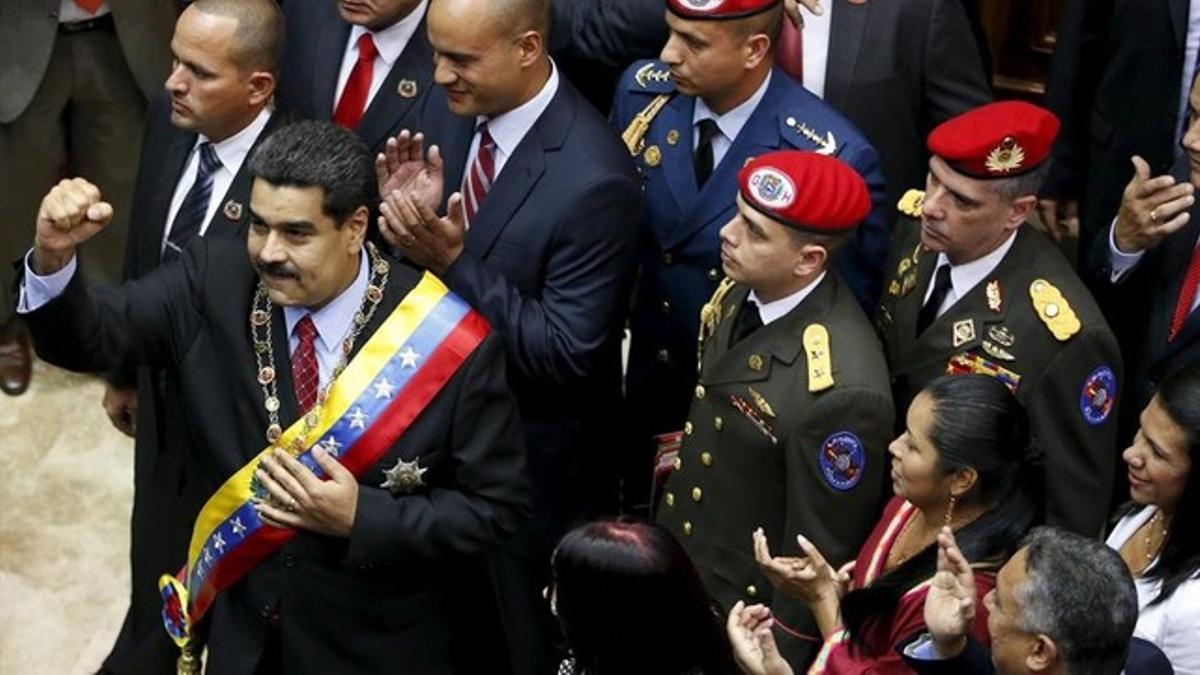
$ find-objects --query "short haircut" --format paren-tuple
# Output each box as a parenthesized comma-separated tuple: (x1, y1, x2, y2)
(1017, 527, 1139, 675)
(785, 226, 854, 257)
(489, 0, 551, 38)
(192, 0, 284, 75)
(247, 121, 376, 223)
(990, 161, 1051, 201)
(730, 3, 783, 45)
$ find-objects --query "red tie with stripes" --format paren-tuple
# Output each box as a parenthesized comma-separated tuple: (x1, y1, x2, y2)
(1168, 241, 1200, 342)
(462, 124, 497, 224)
(333, 33, 378, 130)
(292, 316, 320, 412)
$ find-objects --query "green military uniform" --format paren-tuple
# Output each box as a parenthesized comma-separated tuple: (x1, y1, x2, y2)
(876, 191, 1123, 537)
(657, 272, 893, 662)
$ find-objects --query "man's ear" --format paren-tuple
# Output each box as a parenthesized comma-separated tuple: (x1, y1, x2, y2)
(1007, 194, 1037, 230)
(792, 242, 828, 278)
(745, 32, 771, 70)
(246, 70, 276, 108)
(1026, 634, 1058, 672)
(516, 30, 544, 68)
(345, 205, 369, 251)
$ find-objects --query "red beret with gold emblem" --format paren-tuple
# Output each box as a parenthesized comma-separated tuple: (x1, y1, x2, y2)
(666, 0, 780, 20)
(737, 150, 871, 232)
(927, 101, 1061, 178)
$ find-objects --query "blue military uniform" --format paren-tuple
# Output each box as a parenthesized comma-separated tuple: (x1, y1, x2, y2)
(613, 60, 888, 508)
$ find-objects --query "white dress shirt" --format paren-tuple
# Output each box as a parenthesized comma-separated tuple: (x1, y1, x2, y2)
(59, 0, 109, 22)
(694, 71, 773, 170)
(923, 231, 1019, 318)
(162, 108, 273, 253)
(749, 272, 827, 325)
(799, 1, 832, 98)
(467, 60, 561, 180)
(333, 0, 429, 115)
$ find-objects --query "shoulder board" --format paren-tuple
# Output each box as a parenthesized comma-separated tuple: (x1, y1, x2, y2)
(1028, 278, 1080, 341)
(780, 115, 838, 156)
(897, 189, 925, 218)
(803, 323, 835, 392)
(624, 61, 674, 94)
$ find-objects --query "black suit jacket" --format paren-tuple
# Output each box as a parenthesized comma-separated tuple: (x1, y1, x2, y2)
(1085, 156, 1200, 443)
(1044, 0, 1190, 252)
(276, 0, 434, 154)
(899, 634, 1176, 675)
(24, 239, 530, 674)
(420, 75, 642, 528)
(820, 0, 992, 215)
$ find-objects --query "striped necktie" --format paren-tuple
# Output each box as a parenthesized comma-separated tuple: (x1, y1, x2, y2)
(462, 124, 496, 224)
(163, 142, 221, 262)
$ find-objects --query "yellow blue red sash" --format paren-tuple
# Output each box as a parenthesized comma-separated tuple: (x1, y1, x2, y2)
(158, 272, 489, 649)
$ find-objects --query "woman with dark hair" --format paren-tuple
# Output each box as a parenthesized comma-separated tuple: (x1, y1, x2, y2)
(550, 518, 739, 675)
(728, 374, 1038, 674)
(1107, 364, 1200, 673)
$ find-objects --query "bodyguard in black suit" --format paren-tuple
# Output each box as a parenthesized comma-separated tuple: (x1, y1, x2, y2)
(276, 0, 434, 154)
(18, 122, 530, 674)
(99, 2, 284, 672)
(376, 0, 642, 670)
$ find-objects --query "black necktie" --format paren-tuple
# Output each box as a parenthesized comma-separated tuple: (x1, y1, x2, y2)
(694, 118, 720, 188)
(731, 298, 763, 346)
(917, 264, 953, 335)
(163, 142, 221, 262)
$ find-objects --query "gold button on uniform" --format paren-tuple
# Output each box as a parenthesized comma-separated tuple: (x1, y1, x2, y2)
(683, 521, 693, 535)
(691, 487, 703, 502)
(714, 416, 724, 431)
(746, 585, 758, 597)
(665, 492, 675, 507)
(748, 354, 764, 371)
(684, 421, 693, 435)
(695, 385, 706, 399)
(701, 452, 713, 467)
(672, 456, 682, 471)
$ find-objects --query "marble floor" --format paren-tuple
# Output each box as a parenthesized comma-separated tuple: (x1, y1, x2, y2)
(0, 359, 134, 675)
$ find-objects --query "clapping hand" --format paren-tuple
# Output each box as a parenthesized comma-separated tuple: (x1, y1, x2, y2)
(375, 130, 445, 213)
(34, 178, 114, 275)
(752, 528, 841, 606)
(379, 191, 466, 274)
(1114, 155, 1194, 254)
(923, 527, 974, 658)
(727, 601, 794, 675)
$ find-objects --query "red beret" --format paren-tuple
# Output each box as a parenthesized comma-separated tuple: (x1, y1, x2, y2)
(927, 101, 1061, 178)
(666, 0, 780, 20)
(737, 150, 871, 233)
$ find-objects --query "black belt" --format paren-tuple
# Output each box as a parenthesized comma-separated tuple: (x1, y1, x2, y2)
(58, 13, 115, 34)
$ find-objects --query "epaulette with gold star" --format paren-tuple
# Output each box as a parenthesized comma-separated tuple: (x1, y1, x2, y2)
(898, 189, 925, 218)
(1028, 279, 1080, 341)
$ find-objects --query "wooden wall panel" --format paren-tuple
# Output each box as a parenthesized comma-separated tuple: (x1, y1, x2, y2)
(980, 0, 1067, 101)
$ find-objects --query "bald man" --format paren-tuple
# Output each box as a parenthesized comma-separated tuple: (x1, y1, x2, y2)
(375, 0, 642, 670)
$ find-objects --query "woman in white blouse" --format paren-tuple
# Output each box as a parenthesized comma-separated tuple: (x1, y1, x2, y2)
(1107, 364, 1200, 675)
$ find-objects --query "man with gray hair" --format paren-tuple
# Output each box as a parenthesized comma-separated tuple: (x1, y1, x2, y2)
(904, 526, 1172, 675)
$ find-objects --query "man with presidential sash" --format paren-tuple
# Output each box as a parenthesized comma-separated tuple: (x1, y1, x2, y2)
(876, 102, 1122, 537)
(612, 0, 888, 512)
(15, 121, 530, 674)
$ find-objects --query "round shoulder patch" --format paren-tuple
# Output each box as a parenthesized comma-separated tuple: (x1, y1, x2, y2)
(747, 168, 796, 209)
(819, 431, 865, 491)
(1080, 365, 1116, 427)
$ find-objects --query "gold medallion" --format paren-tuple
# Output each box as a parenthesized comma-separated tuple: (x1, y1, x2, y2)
(666, 129, 680, 145)
(748, 354, 764, 371)
(643, 144, 662, 167)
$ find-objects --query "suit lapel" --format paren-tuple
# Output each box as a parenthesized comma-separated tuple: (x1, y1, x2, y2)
(660, 93, 700, 216)
(892, 242, 937, 355)
(1169, 0, 1188, 52)
(822, 0, 869, 109)
(142, 130, 198, 273)
(356, 20, 433, 151)
(204, 114, 283, 241)
(313, 19, 351, 122)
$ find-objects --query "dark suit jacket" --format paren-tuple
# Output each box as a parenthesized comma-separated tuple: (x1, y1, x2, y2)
(0, 0, 177, 123)
(102, 95, 283, 675)
(23, 239, 530, 674)
(1085, 156, 1200, 444)
(899, 634, 1176, 675)
(419, 74, 642, 529)
(275, 0, 434, 154)
(820, 0, 992, 217)
(1043, 0, 1190, 253)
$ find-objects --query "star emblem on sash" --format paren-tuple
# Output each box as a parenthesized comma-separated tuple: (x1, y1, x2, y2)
(399, 346, 421, 368)
(373, 378, 396, 399)
(381, 456, 428, 495)
(348, 407, 368, 429)
(231, 517, 247, 537)
(321, 436, 343, 456)
(213, 532, 226, 552)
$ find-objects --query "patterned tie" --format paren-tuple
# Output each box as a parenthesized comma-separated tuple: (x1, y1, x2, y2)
(775, 17, 804, 82)
(292, 316, 320, 412)
(73, 0, 104, 14)
(462, 124, 497, 224)
(333, 33, 378, 129)
(917, 264, 953, 335)
(163, 142, 221, 262)
(1168, 241, 1200, 341)
(694, 119, 720, 188)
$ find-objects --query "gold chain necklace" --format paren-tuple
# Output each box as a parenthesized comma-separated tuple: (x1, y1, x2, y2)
(1142, 510, 1165, 565)
(249, 242, 390, 452)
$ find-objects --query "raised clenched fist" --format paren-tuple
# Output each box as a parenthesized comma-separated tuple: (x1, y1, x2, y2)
(33, 178, 114, 275)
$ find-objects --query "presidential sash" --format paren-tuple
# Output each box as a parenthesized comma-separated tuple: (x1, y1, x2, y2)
(159, 272, 489, 655)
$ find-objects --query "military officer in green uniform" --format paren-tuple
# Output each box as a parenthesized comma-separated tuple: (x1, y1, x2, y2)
(876, 101, 1123, 537)
(657, 150, 894, 664)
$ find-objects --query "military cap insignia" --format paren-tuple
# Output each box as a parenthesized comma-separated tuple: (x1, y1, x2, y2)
(986, 280, 1003, 313)
(731, 395, 778, 445)
(223, 199, 243, 221)
(952, 319, 976, 347)
(803, 323, 834, 392)
(985, 136, 1026, 174)
(897, 189, 925, 218)
(634, 62, 672, 88)
(397, 79, 418, 98)
(643, 144, 662, 167)
(380, 456, 428, 495)
(946, 353, 1021, 393)
(784, 117, 837, 156)
(748, 167, 796, 208)
(1079, 366, 1116, 426)
(819, 431, 865, 491)
(1029, 279, 1080, 341)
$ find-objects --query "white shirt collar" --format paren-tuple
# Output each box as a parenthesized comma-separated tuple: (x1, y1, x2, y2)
(694, 70, 772, 142)
(283, 251, 370, 355)
(748, 271, 827, 325)
(475, 59, 560, 160)
(934, 230, 1020, 301)
(198, 107, 272, 177)
(347, 0, 427, 67)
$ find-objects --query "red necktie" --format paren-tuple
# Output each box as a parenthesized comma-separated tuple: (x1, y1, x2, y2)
(462, 124, 497, 224)
(1168, 241, 1200, 341)
(73, 0, 104, 14)
(333, 33, 378, 130)
(775, 18, 804, 82)
(292, 316, 320, 412)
